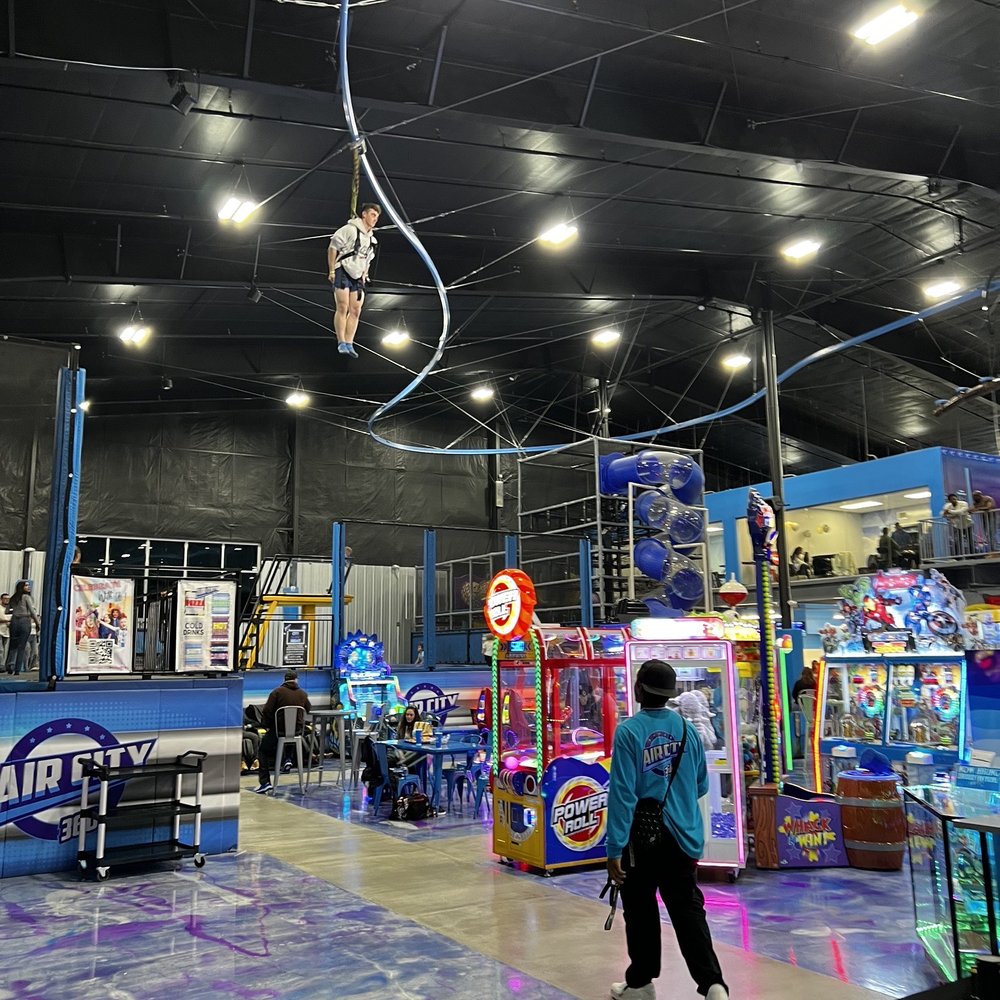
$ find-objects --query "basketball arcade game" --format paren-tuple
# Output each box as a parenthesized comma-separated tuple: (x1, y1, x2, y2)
(334, 630, 406, 718)
(486, 570, 630, 873)
(625, 616, 747, 879)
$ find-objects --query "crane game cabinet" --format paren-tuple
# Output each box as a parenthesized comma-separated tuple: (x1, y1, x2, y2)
(625, 616, 747, 880)
(484, 569, 630, 874)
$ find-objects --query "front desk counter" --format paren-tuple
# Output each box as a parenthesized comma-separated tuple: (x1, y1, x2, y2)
(0, 675, 243, 878)
(904, 784, 1000, 981)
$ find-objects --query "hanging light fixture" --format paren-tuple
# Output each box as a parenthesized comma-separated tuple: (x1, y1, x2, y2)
(118, 303, 152, 347)
(218, 164, 258, 224)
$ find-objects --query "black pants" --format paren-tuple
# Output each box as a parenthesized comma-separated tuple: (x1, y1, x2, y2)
(621, 828, 727, 996)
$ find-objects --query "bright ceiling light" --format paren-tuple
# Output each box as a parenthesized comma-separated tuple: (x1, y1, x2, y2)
(591, 328, 621, 347)
(218, 197, 258, 223)
(923, 279, 962, 299)
(79, 399, 91, 412)
(904, 490, 932, 499)
(119, 325, 151, 346)
(382, 329, 410, 348)
(839, 500, 883, 510)
(232, 200, 258, 223)
(853, 5, 920, 46)
(722, 351, 751, 370)
(217, 197, 241, 221)
(470, 385, 495, 402)
(538, 222, 579, 246)
(780, 238, 822, 261)
(285, 390, 310, 408)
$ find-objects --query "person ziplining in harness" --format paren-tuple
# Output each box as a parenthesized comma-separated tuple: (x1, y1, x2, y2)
(327, 201, 380, 358)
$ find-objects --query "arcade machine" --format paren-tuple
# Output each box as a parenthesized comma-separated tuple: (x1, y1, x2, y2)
(625, 616, 747, 879)
(335, 630, 406, 719)
(815, 569, 968, 790)
(485, 567, 637, 873)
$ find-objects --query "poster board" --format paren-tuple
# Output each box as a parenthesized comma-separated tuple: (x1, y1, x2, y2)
(175, 580, 237, 673)
(67, 576, 135, 674)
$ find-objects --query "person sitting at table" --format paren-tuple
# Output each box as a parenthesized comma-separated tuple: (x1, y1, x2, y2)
(385, 705, 428, 786)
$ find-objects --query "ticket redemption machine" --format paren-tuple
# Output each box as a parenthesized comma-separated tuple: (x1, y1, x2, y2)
(485, 569, 633, 873)
(625, 616, 747, 879)
(335, 630, 406, 718)
(816, 570, 968, 789)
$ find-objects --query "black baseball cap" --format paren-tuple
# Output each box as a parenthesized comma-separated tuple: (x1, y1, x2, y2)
(636, 659, 678, 698)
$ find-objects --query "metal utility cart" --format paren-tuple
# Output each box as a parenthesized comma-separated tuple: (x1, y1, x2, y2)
(77, 750, 208, 880)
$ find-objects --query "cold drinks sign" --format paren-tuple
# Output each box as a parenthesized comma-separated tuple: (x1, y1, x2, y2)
(483, 569, 537, 641)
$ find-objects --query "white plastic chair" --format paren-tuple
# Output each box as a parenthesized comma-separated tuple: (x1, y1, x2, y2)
(273, 705, 306, 794)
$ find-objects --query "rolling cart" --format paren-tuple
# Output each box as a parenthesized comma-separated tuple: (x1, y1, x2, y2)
(77, 750, 208, 881)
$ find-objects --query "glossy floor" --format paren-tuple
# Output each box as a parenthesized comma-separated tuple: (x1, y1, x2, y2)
(265, 775, 941, 998)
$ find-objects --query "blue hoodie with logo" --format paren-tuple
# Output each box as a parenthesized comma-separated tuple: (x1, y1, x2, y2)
(606, 707, 708, 861)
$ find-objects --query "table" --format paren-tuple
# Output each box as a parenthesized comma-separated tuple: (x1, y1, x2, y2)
(378, 739, 483, 810)
(308, 709, 356, 786)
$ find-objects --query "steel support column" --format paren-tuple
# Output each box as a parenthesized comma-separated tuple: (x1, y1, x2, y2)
(762, 297, 792, 627)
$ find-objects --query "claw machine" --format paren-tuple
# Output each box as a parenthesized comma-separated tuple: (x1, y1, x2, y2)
(624, 615, 747, 879)
(484, 569, 633, 873)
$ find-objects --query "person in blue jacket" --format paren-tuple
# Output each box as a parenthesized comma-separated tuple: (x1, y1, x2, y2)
(606, 659, 728, 1000)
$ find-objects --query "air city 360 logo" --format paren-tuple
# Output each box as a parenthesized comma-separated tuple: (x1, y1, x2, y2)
(404, 682, 460, 719)
(551, 777, 608, 852)
(0, 719, 156, 843)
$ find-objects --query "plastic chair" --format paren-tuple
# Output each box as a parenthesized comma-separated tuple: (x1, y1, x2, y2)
(371, 741, 414, 816)
(466, 759, 492, 815)
(273, 705, 306, 794)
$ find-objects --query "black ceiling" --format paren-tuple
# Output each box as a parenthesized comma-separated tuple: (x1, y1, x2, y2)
(1, 0, 999, 487)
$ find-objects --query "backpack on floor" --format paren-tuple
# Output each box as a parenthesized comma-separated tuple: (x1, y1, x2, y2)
(393, 791, 431, 821)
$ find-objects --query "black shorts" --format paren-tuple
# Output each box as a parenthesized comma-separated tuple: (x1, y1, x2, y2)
(332, 267, 365, 298)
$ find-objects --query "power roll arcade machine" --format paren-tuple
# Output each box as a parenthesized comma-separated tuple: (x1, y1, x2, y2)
(485, 569, 626, 874)
(625, 616, 747, 880)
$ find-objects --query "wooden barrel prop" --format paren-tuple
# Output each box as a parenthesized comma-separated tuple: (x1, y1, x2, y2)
(836, 770, 905, 870)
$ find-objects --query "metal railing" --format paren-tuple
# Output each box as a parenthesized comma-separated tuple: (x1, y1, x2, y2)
(920, 511, 1000, 564)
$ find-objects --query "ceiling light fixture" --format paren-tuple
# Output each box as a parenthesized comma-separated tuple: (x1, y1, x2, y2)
(923, 279, 962, 299)
(780, 237, 822, 261)
(853, 5, 920, 46)
(591, 328, 621, 347)
(79, 400, 91, 413)
(286, 389, 310, 408)
(119, 325, 151, 346)
(470, 385, 495, 402)
(169, 84, 196, 115)
(382, 329, 410, 348)
(218, 164, 258, 224)
(903, 490, 932, 499)
(839, 500, 883, 510)
(538, 222, 579, 246)
(722, 351, 751, 370)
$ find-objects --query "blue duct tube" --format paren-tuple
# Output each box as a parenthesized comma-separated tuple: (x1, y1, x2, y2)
(337, 3, 998, 457)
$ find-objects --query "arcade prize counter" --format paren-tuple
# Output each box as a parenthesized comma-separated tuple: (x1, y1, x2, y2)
(626, 616, 747, 878)
(816, 570, 968, 787)
(904, 783, 1000, 981)
(491, 625, 630, 873)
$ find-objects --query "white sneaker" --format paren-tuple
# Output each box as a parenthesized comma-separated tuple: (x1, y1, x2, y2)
(706, 986, 729, 1000)
(609, 983, 655, 1000)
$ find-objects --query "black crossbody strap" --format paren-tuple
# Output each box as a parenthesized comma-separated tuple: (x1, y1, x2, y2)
(658, 721, 688, 811)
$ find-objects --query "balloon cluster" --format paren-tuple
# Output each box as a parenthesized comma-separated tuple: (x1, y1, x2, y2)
(599, 449, 706, 615)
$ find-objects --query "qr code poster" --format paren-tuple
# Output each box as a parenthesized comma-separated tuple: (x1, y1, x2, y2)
(67, 576, 135, 674)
